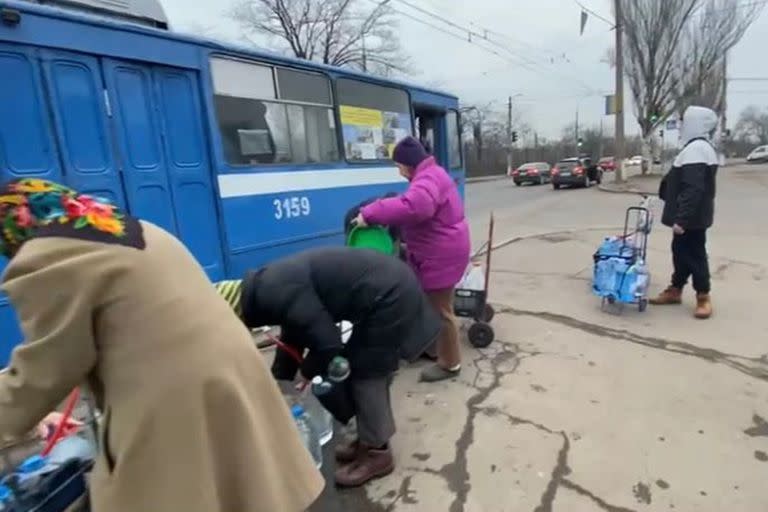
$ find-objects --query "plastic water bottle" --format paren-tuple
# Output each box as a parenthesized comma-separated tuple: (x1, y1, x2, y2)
(291, 405, 322, 469)
(0, 484, 10, 511)
(630, 260, 649, 300)
(308, 376, 334, 445)
(327, 356, 350, 383)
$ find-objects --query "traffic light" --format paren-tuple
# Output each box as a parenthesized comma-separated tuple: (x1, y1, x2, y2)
(511, 131, 518, 143)
(577, 137, 583, 147)
(650, 113, 659, 124)
(659, 129, 664, 138)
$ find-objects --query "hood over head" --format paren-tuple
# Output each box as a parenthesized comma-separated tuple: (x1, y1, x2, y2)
(679, 106, 719, 145)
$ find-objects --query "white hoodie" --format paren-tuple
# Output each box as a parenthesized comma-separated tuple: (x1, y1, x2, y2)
(674, 106, 719, 168)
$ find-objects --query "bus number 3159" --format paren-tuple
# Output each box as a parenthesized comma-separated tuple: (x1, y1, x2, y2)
(273, 196, 311, 220)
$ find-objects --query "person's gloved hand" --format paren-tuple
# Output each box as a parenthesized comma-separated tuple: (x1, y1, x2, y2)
(300, 349, 340, 380)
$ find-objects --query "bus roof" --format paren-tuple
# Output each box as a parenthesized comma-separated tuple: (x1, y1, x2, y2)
(3, 0, 458, 101)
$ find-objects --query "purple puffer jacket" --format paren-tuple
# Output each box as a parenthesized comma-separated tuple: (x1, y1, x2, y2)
(361, 157, 470, 291)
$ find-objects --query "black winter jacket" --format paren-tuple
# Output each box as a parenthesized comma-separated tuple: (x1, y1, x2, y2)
(659, 138, 718, 230)
(241, 247, 441, 380)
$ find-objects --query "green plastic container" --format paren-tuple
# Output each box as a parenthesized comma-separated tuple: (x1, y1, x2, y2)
(346, 225, 396, 255)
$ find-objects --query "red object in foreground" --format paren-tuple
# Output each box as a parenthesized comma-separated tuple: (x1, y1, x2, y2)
(264, 331, 309, 392)
(41, 387, 81, 457)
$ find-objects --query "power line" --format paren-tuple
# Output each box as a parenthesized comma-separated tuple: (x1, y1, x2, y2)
(388, 0, 603, 95)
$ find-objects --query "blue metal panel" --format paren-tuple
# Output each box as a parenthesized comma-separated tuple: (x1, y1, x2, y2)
(153, 66, 225, 281)
(102, 58, 178, 234)
(0, 44, 61, 181)
(0, 3, 201, 71)
(39, 49, 127, 206)
(221, 178, 407, 274)
(0, 43, 62, 366)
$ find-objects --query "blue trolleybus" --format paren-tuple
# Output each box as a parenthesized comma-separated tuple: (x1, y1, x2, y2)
(0, 0, 465, 365)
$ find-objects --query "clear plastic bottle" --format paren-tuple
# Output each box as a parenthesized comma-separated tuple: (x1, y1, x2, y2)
(0, 484, 10, 511)
(308, 376, 334, 445)
(631, 260, 649, 300)
(327, 356, 350, 383)
(291, 405, 322, 469)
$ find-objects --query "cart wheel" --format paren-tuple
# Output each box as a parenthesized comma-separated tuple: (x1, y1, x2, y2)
(482, 303, 495, 323)
(638, 299, 648, 312)
(468, 322, 495, 348)
(607, 295, 616, 305)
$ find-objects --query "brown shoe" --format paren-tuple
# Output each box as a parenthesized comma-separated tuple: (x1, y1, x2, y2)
(695, 293, 712, 319)
(649, 286, 683, 305)
(335, 439, 360, 463)
(335, 446, 395, 487)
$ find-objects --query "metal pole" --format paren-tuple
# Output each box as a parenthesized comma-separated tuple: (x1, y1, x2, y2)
(575, 108, 580, 154)
(614, 0, 626, 182)
(598, 117, 604, 159)
(721, 54, 728, 134)
(506, 95, 513, 173)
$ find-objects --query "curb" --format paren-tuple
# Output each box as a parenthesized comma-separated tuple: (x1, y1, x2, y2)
(466, 175, 507, 184)
(597, 184, 657, 195)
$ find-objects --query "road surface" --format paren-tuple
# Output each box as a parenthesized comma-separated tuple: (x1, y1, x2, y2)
(327, 163, 768, 512)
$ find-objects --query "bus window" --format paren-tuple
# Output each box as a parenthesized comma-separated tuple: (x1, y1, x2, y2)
(211, 57, 338, 166)
(446, 110, 462, 169)
(336, 79, 411, 162)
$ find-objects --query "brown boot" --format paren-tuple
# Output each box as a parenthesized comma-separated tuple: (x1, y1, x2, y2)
(695, 293, 713, 319)
(335, 439, 360, 463)
(649, 286, 683, 305)
(335, 445, 395, 487)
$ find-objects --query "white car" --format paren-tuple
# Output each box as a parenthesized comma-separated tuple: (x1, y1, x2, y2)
(626, 155, 645, 166)
(747, 145, 768, 163)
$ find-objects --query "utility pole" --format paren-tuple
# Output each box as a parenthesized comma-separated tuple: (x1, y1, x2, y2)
(614, 0, 625, 182)
(598, 117, 604, 160)
(362, 35, 368, 72)
(721, 54, 728, 134)
(575, 108, 580, 154)
(507, 95, 513, 174)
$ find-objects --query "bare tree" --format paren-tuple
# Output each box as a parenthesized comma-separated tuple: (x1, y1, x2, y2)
(228, 0, 408, 75)
(621, 0, 763, 173)
(622, 0, 700, 171)
(735, 106, 768, 146)
(674, 0, 763, 115)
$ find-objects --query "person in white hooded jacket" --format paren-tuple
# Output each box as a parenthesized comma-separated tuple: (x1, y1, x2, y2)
(650, 106, 718, 319)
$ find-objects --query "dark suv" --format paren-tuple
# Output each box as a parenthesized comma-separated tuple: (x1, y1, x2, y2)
(551, 157, 603, 190)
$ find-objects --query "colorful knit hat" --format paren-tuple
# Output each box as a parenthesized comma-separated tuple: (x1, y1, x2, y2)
(0, 178, 130, 258)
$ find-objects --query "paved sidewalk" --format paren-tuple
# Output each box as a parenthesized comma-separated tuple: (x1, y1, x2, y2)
(334, 164, 768, 511)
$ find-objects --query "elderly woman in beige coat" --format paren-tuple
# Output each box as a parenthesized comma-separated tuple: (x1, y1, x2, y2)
(0, 178, 323, 512)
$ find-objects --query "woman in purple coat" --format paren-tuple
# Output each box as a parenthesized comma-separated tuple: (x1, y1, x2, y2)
(355, 137, 471, 382)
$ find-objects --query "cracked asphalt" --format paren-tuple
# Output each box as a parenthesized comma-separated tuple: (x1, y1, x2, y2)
(328, 163, 768, 512)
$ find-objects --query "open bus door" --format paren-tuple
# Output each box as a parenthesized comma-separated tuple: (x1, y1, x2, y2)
(414, 105, 465, 197)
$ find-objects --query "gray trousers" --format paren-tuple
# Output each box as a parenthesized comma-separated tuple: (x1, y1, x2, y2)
(351, 375, 396, 447)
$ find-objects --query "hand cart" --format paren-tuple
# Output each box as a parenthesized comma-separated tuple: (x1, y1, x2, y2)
(454, 213, 496, 348)
(1, 388, 98, 512)
(592, 196, 654, 313)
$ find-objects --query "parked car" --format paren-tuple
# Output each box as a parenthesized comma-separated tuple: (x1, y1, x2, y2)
(626, 155, 645, 166)
(509, 162, 552, 186)
(598, 156, 616, 172)
(551, 157, 603, 190)
(747, 145, 768, 163)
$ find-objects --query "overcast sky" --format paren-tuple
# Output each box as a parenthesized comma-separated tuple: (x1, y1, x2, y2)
(161, 0, 768, 141)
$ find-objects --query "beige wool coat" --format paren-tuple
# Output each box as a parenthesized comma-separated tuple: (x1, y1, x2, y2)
(0, 221, 323, 512)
